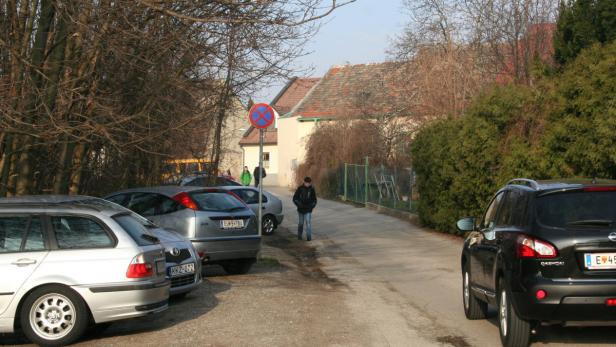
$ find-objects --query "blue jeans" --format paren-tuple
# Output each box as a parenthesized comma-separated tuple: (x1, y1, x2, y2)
(298, 212, 312, 239)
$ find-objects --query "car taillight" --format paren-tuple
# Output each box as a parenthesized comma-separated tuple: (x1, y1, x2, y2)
(606, 298, 616, 306)
(584, 186, 616, 192)
(173, 192, 198, 210)
(127, 254, 154, 278)
(517, 235, 557, 259)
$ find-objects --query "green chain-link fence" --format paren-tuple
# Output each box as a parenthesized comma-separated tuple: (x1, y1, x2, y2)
(341, 157, 417, 213)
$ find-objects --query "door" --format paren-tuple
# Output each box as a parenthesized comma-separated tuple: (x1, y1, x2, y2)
(471, 192, 505, 290)
(125, 193, 196, 239)
(0, 216, 49, 315)
(231, 188, 268, 216)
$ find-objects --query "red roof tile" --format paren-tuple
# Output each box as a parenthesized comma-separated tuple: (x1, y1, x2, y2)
(271, 77, 321, 115)
(239, 127, 278, 146)
(289, 62, 407, 119)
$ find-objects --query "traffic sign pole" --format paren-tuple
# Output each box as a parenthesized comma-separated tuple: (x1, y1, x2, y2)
(258, 128, 264, 237)
(247, 102, 274, 238)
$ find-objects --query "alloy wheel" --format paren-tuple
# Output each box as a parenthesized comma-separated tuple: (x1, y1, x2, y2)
(263, 217, 275, 234)
(29, 293, 76, 341)
(500, 289, 508, 337)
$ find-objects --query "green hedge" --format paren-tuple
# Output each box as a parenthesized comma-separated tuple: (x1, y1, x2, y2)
(411, 41, 616, 234)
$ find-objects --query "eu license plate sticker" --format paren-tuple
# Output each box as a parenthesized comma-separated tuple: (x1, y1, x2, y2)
(585, 253, 616, 270)
(221, 219, 244, 229)
(169, 263, 195, 277)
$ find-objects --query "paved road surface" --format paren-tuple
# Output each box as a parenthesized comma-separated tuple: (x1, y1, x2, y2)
(270, 186, 616, 347)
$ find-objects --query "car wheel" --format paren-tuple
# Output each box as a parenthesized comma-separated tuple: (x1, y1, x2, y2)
(222, 258, 256, 275)
(498, 279, 531, 347)
(462, 264, 487, 320)
(262, 215, 276, 236)
(20, 285, 89, 347)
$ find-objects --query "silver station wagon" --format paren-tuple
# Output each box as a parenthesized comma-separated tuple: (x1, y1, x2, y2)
(105, 186, 261, 274)
(0, 196, 170, 346)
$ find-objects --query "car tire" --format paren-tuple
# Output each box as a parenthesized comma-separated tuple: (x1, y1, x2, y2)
(498, 279, 531, 347)
(222, 258, 256, 275)
(262, 215, 276, 236)
(20, 284, 89, 347)
(462, 264, 488, 320)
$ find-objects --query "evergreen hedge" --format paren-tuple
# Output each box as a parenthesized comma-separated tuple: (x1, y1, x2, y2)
(410, 41, 616, 234)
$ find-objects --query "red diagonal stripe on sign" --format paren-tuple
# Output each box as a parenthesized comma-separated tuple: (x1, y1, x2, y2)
(254, 108, 270, 123)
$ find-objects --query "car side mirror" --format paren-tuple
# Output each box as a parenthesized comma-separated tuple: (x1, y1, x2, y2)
(456, 217, 475, 232)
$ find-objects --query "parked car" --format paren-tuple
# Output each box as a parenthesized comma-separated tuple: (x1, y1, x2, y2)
(179, 174, 242, 187)
(458, 178, 616, 347)
(137, 217, 202, 298)
(0, 196, 170, 346)
(104, 186, 260, 274)
(219, 186, 283, 235)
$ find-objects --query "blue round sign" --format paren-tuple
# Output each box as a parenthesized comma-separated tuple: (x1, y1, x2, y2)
(249, 103, 275, 129)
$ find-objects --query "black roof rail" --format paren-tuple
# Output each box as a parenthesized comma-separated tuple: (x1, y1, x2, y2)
(506, 178, 539, 189)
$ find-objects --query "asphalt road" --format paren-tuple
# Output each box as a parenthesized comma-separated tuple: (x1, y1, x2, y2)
(270, 186, 616, 347)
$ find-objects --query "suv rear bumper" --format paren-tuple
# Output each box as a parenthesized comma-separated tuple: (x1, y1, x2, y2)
(191, 236, 261, 262)
(513, 278, 616, 321)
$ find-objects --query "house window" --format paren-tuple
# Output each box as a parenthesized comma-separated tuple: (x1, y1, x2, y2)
(263, 152, 270, 168)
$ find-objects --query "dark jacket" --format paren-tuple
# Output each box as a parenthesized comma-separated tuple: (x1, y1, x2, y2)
(293, 185, 317, 214)
(253, 167, 267, 180)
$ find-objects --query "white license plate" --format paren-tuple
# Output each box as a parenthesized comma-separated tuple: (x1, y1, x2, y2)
(169, 263, 195, 277)
(585, 253, 616, 270)
(221, 219, 244, 229)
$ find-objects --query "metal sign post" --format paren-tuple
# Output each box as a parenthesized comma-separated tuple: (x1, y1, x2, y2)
(258, 128, 264, 236)
(247, 102, 275, 237)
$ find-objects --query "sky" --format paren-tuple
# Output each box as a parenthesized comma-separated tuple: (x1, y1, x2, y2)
(255, 0, 407, 103)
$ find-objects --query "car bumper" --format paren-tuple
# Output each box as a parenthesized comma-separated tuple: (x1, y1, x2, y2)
(74, 279, 170, 323)
(513, 278, 616, 321)
(191, 236, 261, 262)
(169, 272, 202, 296)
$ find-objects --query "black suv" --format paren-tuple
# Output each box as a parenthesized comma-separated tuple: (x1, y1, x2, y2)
(459, 178, 616, 347)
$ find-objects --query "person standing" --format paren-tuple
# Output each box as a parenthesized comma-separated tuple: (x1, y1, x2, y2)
(253, 166, 266, 187)
(240, 166, 252, 186)
(293, 177, 317, 241)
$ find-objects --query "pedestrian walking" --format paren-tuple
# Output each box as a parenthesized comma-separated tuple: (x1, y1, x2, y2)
(253, 166, 266, 187)
(293, 177, 317, 241)
(240, 166, 252, 186)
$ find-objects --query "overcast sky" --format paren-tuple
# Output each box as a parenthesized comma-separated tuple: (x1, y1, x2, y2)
(254, 0, 407, 103)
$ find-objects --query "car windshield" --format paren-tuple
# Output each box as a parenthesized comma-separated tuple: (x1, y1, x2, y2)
(189, 191, 246, 212)
(536, 191, 616, 228)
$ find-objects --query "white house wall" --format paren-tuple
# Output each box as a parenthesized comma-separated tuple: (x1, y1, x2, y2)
(243, 144, 278, 186)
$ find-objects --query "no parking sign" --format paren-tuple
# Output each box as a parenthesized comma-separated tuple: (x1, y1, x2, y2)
(248, 103, 275, 129)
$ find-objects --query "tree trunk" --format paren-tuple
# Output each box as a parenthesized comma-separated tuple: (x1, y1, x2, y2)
(68, 143, 87, 195)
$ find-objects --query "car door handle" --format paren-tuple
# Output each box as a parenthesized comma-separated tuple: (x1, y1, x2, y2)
(11, 258, 37, 267)
(262, 206, 266, 209)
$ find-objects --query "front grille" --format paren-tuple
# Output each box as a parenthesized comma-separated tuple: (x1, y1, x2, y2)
(171, 274, 195, 288)
(165, 248, 191, 264)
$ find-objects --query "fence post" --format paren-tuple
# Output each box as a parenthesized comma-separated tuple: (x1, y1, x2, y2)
(364, 156, 369, 206)
(343, 163, 348, 201)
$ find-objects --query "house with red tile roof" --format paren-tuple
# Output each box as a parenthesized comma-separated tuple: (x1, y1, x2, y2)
(275, 62, 408, 187)
(239, 77, 320, 185)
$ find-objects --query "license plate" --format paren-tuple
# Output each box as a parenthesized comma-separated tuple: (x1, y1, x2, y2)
(221, 219, 244, 229)
(585, 253, 616, 270)
(169, 263, 195, 277)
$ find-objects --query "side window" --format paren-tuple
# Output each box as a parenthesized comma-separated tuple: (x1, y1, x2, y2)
(127, 193, 182, 216)
(495, 191, 513, 227)
(235, 189, 267, 204)
(106, 194, 129, 206)
(481, 192, 504, 230)
(52, 216, 114, 249)
(0, 217, 29, 253)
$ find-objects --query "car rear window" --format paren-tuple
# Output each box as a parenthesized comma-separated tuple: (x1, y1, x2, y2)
(113, 214, 159, 246)
(536, 191, 616, 228)
(190, 192, 246, 212)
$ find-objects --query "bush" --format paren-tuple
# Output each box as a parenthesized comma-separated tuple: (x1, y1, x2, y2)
(411, 40, 616, 234)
